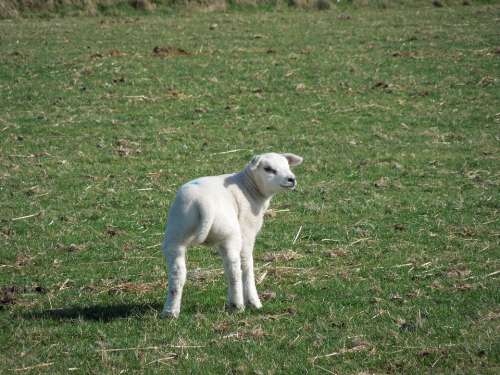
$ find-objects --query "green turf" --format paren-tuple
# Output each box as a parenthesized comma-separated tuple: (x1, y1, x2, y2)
(1, 3, 499, 374)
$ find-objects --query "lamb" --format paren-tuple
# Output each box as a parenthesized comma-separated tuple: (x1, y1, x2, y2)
(160, 152, 303, 318)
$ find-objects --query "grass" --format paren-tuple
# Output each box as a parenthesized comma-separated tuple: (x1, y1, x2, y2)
(1, 2, 499, 373)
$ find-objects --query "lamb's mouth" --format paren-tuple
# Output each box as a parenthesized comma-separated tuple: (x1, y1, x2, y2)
(280, 183, 296, 190)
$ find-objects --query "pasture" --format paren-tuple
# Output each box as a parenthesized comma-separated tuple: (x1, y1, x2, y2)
(1, 2, 499, 373)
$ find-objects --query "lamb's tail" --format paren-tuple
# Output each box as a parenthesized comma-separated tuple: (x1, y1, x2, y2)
(193, 200, 215, 244)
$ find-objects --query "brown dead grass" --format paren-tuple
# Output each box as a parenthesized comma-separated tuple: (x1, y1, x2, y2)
(82, 280, 162, 295)
(3, 0, 457, 18)
(0, 0, 341, 18)
(0, 0, 106, 17)
(261, 250, 303, 262)
(0, 0, 266, 18)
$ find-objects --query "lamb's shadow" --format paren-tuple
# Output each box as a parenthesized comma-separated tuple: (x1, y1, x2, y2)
(24, 302, 162, 322)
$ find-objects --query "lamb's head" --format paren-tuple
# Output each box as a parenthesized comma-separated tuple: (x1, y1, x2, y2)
(248, 152, 303, 197)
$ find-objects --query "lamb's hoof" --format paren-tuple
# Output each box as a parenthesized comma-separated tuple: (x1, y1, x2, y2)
(248, 300, 263, 310)
(160, 310, 179, 319)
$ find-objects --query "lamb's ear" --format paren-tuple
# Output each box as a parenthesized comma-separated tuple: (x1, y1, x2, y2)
(249, 155, 262, 170)
(282, 153, 303, 167)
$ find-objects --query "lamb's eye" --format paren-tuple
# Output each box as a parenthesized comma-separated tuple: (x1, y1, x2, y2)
(263, 166, 277, 174)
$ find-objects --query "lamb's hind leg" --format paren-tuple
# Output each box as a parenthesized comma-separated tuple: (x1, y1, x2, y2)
(219, 236, 244, 311)
(161, 241, 187, 318)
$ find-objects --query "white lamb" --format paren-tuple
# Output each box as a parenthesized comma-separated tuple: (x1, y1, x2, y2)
(160, 152, 303, 318)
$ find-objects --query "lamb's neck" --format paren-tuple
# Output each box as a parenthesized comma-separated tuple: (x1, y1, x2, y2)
(240, 167, 272, 209)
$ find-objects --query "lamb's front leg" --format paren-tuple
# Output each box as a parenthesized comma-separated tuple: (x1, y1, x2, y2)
(241, 237, 262, 309)
(219, 237, 244, 311)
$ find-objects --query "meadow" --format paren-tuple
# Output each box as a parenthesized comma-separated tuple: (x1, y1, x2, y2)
(0, 2, 499, 373)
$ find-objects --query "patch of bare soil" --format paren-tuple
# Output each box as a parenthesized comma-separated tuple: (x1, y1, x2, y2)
(0, 284, 46, 307)
(152, 46, 191, 58)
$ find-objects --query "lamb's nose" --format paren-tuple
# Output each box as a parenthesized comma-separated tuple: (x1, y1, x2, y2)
(287, 177, 296, 186)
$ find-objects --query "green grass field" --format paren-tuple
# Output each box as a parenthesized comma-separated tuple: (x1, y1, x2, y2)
(1, 2, 499, 373)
